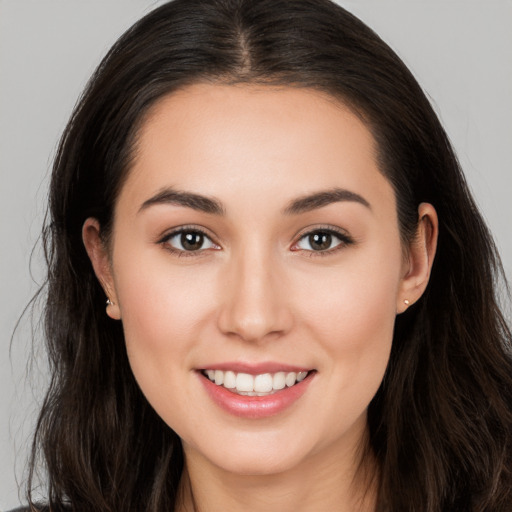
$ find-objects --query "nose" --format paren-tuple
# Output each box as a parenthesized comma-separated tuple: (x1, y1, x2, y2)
(217, 248, 293, 343)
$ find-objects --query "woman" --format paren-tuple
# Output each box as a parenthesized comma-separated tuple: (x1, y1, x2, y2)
(17, 0, 512, 510)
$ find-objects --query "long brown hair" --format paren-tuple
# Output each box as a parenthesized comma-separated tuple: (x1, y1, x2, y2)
(28, 0, 512, 510)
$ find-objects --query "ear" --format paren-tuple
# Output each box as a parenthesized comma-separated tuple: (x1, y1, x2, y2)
(396, 202, 438, 314)
(82, 218, 121, 320)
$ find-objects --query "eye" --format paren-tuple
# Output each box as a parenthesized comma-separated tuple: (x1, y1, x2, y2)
(161, 228, 219, 253)
(293, 229, 352, 253)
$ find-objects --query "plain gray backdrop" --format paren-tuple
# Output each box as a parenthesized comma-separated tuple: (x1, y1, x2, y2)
(1, 0, 511, 508)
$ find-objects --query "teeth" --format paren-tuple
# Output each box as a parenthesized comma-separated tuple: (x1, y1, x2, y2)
(236, 373, 254, 392)
(254, 373, 273, 392)
(223, 370, 236, 389)
(297, 371, 308, 382)
(204, 369, 310, 395)
(273, 372, 286, 390)
(285, 372, 297, 387)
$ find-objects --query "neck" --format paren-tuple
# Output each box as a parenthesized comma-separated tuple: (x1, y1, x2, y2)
(176, 426, 379, 512)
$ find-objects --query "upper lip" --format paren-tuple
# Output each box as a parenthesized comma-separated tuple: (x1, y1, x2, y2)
(198, 361, 313, 375)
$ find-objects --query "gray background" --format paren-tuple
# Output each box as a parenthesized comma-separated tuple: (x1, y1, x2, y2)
(1, 0, 511, 508)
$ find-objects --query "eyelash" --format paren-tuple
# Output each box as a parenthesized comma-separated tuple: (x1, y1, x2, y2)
(158, 225, 354, 257)
(158, 226, 219, 257)
(292, 226, 354, 257)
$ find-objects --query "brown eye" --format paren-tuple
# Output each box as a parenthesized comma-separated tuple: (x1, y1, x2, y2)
(294, 229, 352, 253)
(181, 232, 204, 251)
(308, 232, 332, 251)
(163, 229, 218, 253)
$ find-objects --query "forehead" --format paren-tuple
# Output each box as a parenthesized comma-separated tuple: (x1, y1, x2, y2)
(120, 83, 394, 215)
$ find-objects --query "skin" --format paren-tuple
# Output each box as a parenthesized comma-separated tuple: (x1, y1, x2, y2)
(83, 84, 437, 512)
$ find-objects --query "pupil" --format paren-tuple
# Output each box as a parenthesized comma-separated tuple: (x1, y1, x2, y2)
(310, 232, 332, 251)
(181, 232, 203, 251)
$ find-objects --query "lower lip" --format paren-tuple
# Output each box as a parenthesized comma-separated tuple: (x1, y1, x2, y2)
(198, 371, 314, 419)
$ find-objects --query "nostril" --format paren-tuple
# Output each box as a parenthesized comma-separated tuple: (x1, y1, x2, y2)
(215, 259, 295, 342)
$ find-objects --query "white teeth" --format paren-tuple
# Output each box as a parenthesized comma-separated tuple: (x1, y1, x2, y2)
(214, 370, 224, 385)
(203, 369, 310, 394)
(236, 373, 254, 392)
(254, 373, 273, 393)
(285, 372, 297, 387)
(273, 372, 286, 390)
(223, 370, 236, 389)
(297, 371, 308, 382)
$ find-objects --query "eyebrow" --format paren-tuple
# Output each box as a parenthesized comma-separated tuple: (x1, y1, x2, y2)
(282, 187, 371, 215)
(139, 188, 225, 215)
(138, 186, 370, 216)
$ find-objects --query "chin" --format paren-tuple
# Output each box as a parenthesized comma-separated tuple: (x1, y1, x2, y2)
(188, 432, 313, 477)
(217, 451, 304, 477)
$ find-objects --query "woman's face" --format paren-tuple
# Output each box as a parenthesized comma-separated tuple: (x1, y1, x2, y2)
(86, 84, 424, 476)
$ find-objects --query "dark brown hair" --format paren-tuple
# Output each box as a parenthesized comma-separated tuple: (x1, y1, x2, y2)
(28, 0, 512, 510)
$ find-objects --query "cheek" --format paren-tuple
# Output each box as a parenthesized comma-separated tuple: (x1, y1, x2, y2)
(112, 259, 223, 439)
(300, 252, 400, 337)
(294, 243, 401, 394)
(112, 252, 218, 386)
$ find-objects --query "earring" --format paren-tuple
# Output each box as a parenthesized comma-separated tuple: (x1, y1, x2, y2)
(106, 298, 115, 306)
(404, 299, 410, 305)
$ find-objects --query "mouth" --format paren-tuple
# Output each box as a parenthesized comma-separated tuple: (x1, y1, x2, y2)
(201, 369, 313, 396)
(198, 365, 316, 418)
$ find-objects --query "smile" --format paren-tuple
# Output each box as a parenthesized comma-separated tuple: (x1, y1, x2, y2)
(198, 366, 315, 418)
(202, 369, 309, 396)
